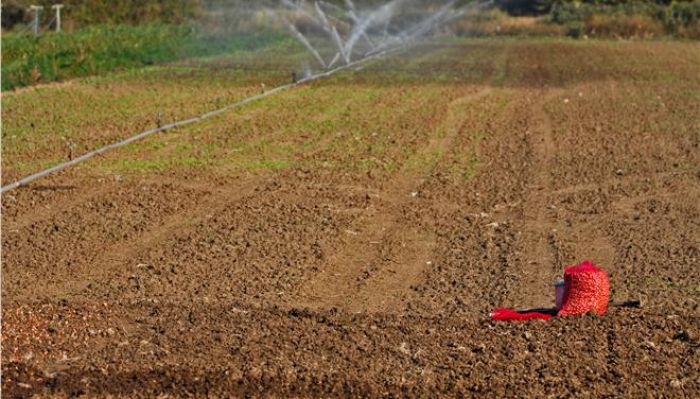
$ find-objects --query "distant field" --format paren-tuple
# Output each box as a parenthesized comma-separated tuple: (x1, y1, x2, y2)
(2, 37, 699, 397)
(4, 37, 698, 182)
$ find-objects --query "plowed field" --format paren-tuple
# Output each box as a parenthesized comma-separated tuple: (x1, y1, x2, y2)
(2, 38, 699, 397)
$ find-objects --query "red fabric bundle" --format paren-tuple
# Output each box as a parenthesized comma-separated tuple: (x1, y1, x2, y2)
(557, 261, 610, 316)
(490, 308, 552, 321)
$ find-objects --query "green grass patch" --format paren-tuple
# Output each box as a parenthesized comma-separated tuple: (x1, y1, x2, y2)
(1, 24, 286, 90)
(103, 155, 210, 173)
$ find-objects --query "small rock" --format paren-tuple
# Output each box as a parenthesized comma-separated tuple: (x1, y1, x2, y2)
(615, 169, 624, 176)
(670, 380, 682, 388)
(249, 367, 263, 379)
(524, 331, 533, 340)
(641, 340, 656, 350)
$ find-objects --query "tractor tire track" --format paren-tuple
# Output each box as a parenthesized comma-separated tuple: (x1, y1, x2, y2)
(292, 87, 492, 312)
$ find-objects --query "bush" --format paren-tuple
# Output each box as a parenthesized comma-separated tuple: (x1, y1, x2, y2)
(548, 0, 700, 38)
(662, 1, 700, 32)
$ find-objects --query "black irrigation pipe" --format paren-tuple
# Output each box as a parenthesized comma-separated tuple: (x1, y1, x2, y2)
(1, 47, 402, 194)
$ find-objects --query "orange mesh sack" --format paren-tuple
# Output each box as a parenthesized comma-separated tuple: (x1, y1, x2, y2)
(557, 261, 610, 317)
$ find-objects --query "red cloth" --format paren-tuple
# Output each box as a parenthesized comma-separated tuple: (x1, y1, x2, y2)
(490, 261, 610, 321)
(557, 261, 610, 316)
(490, 308, 552, 321)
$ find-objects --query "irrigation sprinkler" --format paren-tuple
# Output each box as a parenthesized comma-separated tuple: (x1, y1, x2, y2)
(52, 4, 64, 33)
(156, 112, 164, 129)
(29, 5, 44, 35)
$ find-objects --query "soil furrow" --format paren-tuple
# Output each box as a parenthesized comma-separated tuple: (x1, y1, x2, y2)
(508, 90, 561, 309)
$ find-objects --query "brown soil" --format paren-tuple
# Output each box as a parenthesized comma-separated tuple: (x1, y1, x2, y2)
(2, 39, 699, 397)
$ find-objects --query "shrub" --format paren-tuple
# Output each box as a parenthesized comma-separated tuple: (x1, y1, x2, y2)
(662, 1, 700, 32)
(549, 0, 700, 38)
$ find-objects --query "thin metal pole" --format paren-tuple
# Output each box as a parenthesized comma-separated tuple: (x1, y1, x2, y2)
(52, 4, 64, 33)
(29, 5, 44, 35)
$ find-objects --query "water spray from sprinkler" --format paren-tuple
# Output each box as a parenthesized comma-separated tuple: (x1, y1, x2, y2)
(269, 0, 489, 73)
(266, 8, 327, 69)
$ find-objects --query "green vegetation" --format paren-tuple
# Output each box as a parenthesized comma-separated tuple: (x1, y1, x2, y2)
(455, 0, 700, 38)
(1, 24, 285, 90)
(548, 0, 700, 38)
